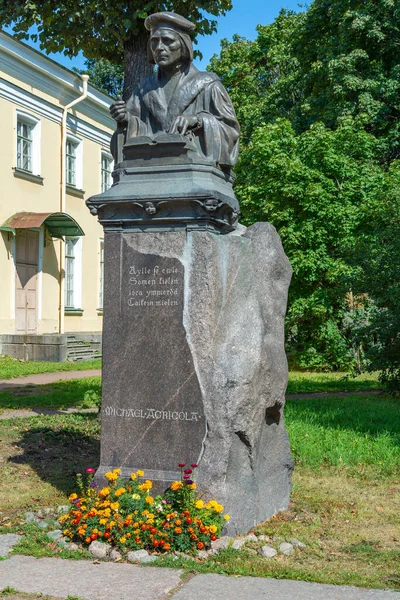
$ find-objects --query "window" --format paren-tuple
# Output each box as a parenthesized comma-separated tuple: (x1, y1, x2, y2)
(99, 239, 104, 309)
(101, 152, 113, 192)
(16, 112, 41, 175)
(66, 135, 83, 189)
(65, 237, 82, 310)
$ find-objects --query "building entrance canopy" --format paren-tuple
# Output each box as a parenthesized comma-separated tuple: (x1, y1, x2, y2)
(0, 212, 84, 238)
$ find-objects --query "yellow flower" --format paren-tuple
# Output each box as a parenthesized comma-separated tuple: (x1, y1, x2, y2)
(195, 500, 204, 509)
(131, 494, 141, 500)
(69, 493, 78, 501)
(105, 471, 118, 482)
(114, 487, 127, 497)
(138, 480, 152, 492)
(119, 536, 126, 544)
(99, 487, 110, 498)
(209, 525, 217, 534)
(109, 520, 116, 528)
(104, 508, 111, 517)
(224, 514, 230, 521)
(209, 500, 217, 508)
(113, 468, 121, 475)
(136, 470, 144, 477)
(189, 483, 197, 490)
(145, 496, 154, 504)
(130, 473, 136, 480)
(214, 504, 224, 513)
(59, 515, 68, 523)
(99, 518, 107, 525)
(171, 481, 183, 491)
(110, 502, 120, 511)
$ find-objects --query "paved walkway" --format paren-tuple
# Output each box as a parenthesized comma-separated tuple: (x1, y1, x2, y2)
(0, 369, 101, 391)
(0, 555, 399, 600)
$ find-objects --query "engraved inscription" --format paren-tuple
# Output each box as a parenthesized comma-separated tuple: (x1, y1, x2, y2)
(103, 406, 202, 421)
(127, 264, 182, 308)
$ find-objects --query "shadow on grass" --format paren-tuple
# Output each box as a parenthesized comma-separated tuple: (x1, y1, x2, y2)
(286, 394, 400, 444)
(0, 377, 101, 411)
(8, 415, 100, 495)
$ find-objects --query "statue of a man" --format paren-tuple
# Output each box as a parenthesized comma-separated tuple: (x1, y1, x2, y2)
(110, 12, 240, 175)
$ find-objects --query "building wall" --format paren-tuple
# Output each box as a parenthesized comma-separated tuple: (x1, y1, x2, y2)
(0, 32, 114, 339)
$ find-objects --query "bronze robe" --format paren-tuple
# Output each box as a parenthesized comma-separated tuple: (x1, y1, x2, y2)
(119, 64, 240, 173)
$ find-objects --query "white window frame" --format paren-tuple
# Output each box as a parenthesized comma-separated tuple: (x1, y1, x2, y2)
(101, 150, 113, 193)
(66, 133, 83, 189)
(64, 237, 82, 309)
(98, 238, 104, 310)
(15, 110, 41, 176)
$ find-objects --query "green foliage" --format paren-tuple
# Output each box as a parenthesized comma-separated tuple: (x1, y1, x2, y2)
(0, 0, 232, 91)
(0, 355, 101, 380)
(211, 1, 400, 376)
(74, 59, 124, 99)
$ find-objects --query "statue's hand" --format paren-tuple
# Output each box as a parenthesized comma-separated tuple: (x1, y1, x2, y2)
(110, 99, 128, 125)
(169, 115, 201, 135)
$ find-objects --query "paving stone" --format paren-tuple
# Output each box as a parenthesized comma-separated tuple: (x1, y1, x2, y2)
(88, 540, 110, 559)
(127, 549, 149, 562)
(260, 545, 277, 558)
(0, 555, 183, 600)
(172, 573, 400, 600)
(0, 533, 22, 556)
(279, 542, 294, 555)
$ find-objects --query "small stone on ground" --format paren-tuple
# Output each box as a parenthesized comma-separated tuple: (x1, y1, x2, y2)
(88, 540, 110, 559)
(260, 545, 277, 558)
(0, 533, 22, 556)
(279, 542, 294, 555)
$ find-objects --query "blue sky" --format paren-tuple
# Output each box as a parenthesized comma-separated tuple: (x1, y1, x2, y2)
(6, 0, 303, 72)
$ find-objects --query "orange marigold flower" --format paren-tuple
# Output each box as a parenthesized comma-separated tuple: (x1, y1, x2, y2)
(85, 537, 91, 544)
(210, 534, 217, 541)
(136, 470, 144, 477)
(190, 534, 197, 541)
(164, 543, 171, 551)
(114, 487, 126, 497)
(145, 496, 154, 504)
(174, 527, 182, 534)
(175, 519, 182, 526)
(170, 481, 182, 491)
(104, 532, 110, 539)
(197, 541, 205, 550)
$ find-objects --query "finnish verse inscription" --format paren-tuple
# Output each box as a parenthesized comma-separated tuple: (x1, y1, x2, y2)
(127, 264, 183, 309)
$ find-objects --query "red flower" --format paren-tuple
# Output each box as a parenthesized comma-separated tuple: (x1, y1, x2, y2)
(185, 517, 193, 524)
(191, 463, 198, 468)
(184, 468, 193, 475)
(150, 527, 157, 535)
(86, 468, 96, 473)
(178, 463, 185, 468)
(210, 534, 217, 541)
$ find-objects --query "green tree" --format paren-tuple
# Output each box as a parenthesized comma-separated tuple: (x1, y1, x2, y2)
(75, 59, 124, 99)
(236, 117, 385, 369)
(292, 0, 400, 160)
(0, 0, 232, 98)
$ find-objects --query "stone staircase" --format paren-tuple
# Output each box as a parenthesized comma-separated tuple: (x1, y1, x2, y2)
(66, 334, 102, 362)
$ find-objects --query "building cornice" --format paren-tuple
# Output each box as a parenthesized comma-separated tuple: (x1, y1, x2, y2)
(0, 31, 115, 133)
(0, 78, 112, 147)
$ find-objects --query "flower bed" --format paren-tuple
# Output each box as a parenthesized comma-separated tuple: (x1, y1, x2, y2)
(60, 463, 230, 555)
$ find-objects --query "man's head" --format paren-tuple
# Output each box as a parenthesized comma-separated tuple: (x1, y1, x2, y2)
(145, 12, 195, 68)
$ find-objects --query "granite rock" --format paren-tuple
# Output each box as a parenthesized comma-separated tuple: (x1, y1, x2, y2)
(88, 541, 110, 559)
(210, 536, 233, 555)
(47, 530, 63, 541)
(24, 512, 36, 524)
(290, 538, 306, 548)
(0, 534, 22, 557)
(97, 222, 293, 530)
(109, 548, 122, 561)
(279, 542, 294, 555)
(245, 534, 258, 543)
(232, 538, 246, 550)
(127, 549, 150, 562)
(260, 545, 277, 558)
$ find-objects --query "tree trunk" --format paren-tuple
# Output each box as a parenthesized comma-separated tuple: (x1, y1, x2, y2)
(123, 31, 154, 100)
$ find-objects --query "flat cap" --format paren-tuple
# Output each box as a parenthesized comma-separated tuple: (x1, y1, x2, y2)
(145, 12, 196, 34)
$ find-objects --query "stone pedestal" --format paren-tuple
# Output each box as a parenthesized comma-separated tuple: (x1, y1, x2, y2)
(96, 222, 293, 533)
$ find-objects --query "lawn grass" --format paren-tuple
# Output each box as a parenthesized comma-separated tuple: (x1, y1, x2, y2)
(0, 391, 399, 591)
(0, 356, 101, 380)
(0, 377, 101, 412)
(286, 370, 381, 394)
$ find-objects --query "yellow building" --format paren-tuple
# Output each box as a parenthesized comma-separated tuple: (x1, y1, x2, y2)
(0, 31, 114, 360)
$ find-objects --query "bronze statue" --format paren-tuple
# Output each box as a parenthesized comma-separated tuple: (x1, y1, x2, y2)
(110, 12, 239, 175)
